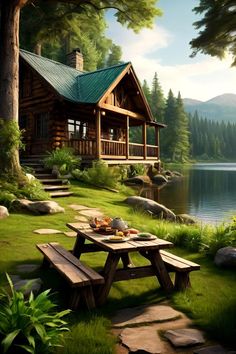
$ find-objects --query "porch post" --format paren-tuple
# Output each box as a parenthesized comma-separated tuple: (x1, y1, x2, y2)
(126, 116, 129, 159)
(155, 126, 159, 159)
(143, 122, 147, 159)
(96, 109, 101, 159)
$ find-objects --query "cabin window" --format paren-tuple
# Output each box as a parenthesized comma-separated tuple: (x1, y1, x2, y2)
(35, 112, 49, 139)
(68, 119, 88, 139)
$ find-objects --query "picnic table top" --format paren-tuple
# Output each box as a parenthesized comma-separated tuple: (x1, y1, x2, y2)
(66, 222, 173, 253)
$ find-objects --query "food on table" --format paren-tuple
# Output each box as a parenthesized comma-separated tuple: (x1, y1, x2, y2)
(115, 230, 124, 237)
(109, 236, 124, 241)
(137, 232, 154, 238)
(127, 228, 139, 234)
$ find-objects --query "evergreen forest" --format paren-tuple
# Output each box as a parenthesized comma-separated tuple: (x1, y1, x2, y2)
(136, 73, 236, 162)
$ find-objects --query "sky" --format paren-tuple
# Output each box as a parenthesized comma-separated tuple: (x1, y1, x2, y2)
(106, 0, 236, 102)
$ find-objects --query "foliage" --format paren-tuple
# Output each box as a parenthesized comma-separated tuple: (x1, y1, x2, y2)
(166, 225, 203, 252)
(59, 316, 115, 354)
(20, 3, 122, 71)
(189, 111, 236, 159)
(73, 160, 121, 189)
(203, 221, 236, 257)
(0, 274, 70, 354)
(128, 164, 147, 177)
(0, 119, 24, 175)
(20, 0, 161, 69)
(190, 0, 236, 66)
(19, 179, 49, 201)
(150, 72, 166, 123)
(44, 148, 81, 176)
(0, 178, 48, 207)
(0, 191, 16, 209)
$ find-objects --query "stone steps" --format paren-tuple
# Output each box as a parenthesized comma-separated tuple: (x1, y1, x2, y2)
(50, 191, 74, 198)
(20, 157, 73, 198)
(44, 185, 70, 191)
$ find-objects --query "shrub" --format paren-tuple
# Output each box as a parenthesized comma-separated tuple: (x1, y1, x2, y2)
(44, 148, 80, 176)
(0, 179, 49, 205)
(128, 164, 146, 178)
(74, 160, 121, 189)
(204, 222, 236, 257)
(0, 274, 70, 354)
(19, 179, 49, 201)
(0, 191, 15, 209)
(0, 119, 24, 174)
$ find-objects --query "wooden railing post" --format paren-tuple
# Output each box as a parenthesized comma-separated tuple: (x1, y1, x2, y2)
(96, 109, 101, 159)
(126, 116, 129, 159)
(155, 126, 159, 159)
(143, 122, 147, 159)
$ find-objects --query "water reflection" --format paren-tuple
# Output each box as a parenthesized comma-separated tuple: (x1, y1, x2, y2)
(139, 164, 236, 224)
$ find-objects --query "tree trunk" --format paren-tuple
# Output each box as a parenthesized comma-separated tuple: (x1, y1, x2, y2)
(0, 1, 27, 178)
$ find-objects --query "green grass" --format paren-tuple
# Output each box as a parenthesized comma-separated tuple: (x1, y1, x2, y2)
(0, 181, 236, 351)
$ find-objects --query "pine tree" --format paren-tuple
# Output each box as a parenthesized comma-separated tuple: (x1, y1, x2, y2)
(142, 80, 151, 106)
(150, 72, 165, 122)
(174, 92, 190, 162)
(162, 89, 177, 159)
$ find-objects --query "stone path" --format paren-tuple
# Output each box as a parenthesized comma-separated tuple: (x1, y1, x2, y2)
(112, 303, 235, 354)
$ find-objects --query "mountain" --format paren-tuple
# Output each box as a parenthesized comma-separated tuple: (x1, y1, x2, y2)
(183, 93, 236, 123)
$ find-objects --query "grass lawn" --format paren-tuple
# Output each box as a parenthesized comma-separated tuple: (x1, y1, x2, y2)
(0, 181, 236, 353)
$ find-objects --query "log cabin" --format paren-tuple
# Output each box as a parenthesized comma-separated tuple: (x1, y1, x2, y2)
(19, 49, 165, 166)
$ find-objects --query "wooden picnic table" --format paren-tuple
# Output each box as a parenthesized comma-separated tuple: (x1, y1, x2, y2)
(67, 223, 174, 306)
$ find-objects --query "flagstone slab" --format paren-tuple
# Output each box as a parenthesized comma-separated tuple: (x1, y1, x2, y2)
(69, 204, 91, 211)
(16, 264, 40, 273)
(33, 229, 63, 234)
(164, 328, 205, 347)
(112, 305, 182, 328)
(194, 346, 231, 354)
(120, 326, 163, 354)
(79, 209, 104, 218)
(74, 215, 88, 222)
(9, 274, 21, 283)
(13, 278, 43, 295)
(64, 231, 77, 238)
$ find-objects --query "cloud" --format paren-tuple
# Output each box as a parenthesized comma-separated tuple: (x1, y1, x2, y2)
(106, 17, 236, 101)
(106, 21, 172, 60)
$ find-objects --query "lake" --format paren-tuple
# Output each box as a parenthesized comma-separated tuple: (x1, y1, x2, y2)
(140, 163, 236, 225)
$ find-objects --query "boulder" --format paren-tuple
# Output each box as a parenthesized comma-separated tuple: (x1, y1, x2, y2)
(12, 199, 65, 214)
(172, 171, 183, 177)
(0, 206, 9, 219)
(176, 214, 198, 225)
(164, 328, 205, 347)
(25, 173, 36, 181)
(125, 175, 152, 185)
(152, 174, 168, 185)
(125, 196, 176, 221)
(214, 247, 236, 268)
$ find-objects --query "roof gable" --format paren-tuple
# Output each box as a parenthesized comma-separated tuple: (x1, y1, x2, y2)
(20, 50, 130, 104)
(77, 63, 130, 103)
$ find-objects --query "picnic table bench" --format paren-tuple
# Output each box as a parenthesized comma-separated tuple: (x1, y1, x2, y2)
(36, 242, 104, 310)
(160, 250, 200, 290)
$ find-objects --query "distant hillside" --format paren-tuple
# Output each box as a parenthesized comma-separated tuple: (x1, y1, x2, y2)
(183, 93, 236, 123)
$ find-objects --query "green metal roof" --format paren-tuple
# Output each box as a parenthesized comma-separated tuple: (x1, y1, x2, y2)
(20, 50, 130, 104)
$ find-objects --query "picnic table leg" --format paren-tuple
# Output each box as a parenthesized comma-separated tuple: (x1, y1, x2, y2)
(121, 253, 134, 268)
(148, 250, 174, 292)
(97, 253, 120, 306)
(72, 234, 86, 258)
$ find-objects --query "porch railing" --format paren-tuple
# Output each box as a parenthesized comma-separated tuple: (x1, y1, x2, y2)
(129, 143, 144, 158)
(66, 139, 97, 157)
(101, 139, 126, 158)
(65, 139, 158, 159)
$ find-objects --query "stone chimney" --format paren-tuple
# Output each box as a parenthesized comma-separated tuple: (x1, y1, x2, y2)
(66, 48, 83, 71)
